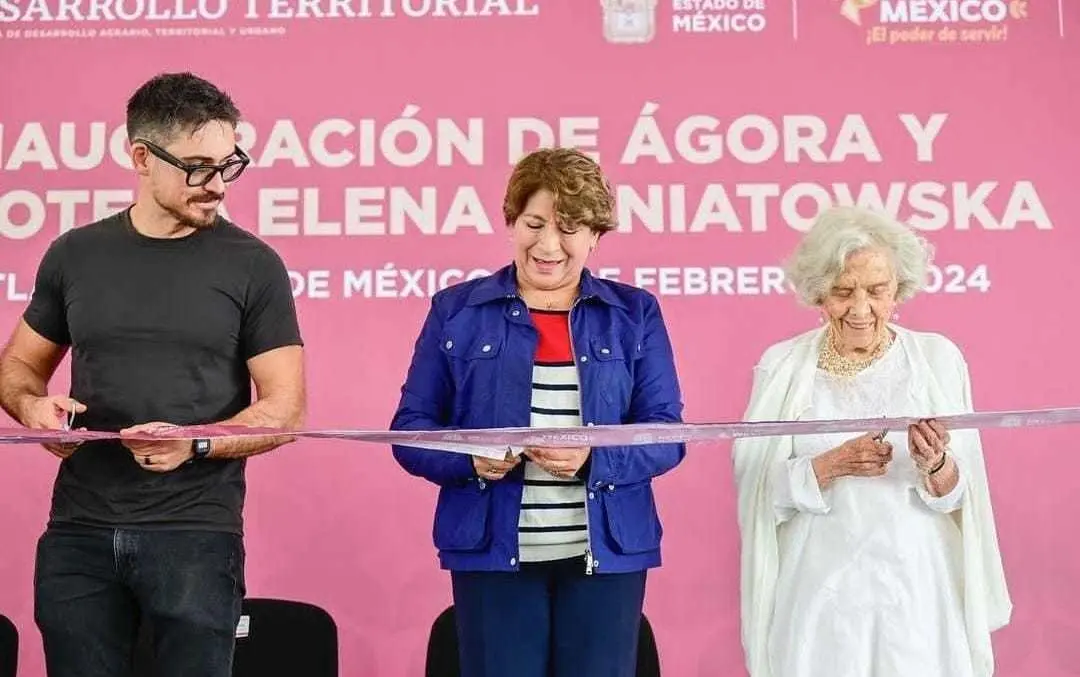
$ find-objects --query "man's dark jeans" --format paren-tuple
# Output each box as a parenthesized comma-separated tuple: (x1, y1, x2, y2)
(34, 524, 245, 677)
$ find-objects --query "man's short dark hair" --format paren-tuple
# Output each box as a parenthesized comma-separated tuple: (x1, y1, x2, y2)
(126, 72, 241, 144)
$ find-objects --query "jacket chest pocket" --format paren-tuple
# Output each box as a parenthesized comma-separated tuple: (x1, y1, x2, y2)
(587, 335, 632, 413)
(443, 333, 503, 418)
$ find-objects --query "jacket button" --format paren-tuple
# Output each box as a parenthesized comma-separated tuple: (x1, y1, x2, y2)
(607, 484, 615, 491)
(510, 557, 517, 566)
(481, 344, 492, 352)
(600, 347, 610, 355)
(580, 356, 588, 363)
(511, 310, 520, 317)
(445, 340, 453, 350)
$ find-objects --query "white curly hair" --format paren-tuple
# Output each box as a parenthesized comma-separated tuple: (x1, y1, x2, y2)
(784, 206, 934, 306)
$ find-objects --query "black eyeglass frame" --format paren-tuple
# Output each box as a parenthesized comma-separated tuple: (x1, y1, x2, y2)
(133, 137, 251, 187)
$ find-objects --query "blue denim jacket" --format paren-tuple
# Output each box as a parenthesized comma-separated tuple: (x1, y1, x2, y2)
(390, 264, 686, 574)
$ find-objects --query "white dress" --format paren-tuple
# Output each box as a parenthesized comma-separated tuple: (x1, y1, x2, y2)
(767, 336, 975, 677)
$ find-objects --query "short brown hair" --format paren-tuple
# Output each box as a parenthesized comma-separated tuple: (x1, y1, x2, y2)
(127, 72, 240, 144)
(502, 148, 617, 234)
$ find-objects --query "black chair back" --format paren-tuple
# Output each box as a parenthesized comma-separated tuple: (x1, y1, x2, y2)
(636, 613, 661, 677)
(233, 599, 338, 677)
(0, 614, 17, 677)
(425, 606, 460, 677)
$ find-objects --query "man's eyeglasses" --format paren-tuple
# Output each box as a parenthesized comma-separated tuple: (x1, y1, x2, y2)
(134, 138, 251, 188)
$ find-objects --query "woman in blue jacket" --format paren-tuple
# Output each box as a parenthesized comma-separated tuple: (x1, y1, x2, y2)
(390, 147, 686, 677)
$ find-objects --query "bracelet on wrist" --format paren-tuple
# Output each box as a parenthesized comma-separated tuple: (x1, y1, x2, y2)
(927, 452, 948, 476)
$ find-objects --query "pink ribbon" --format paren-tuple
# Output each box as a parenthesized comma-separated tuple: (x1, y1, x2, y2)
(2, 406, 1078, 449)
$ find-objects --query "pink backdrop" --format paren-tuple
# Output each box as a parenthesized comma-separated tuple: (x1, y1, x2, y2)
(2, 1, 1079, 675)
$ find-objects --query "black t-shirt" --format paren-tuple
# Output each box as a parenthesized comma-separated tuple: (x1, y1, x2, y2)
(23, 208, 303, 534)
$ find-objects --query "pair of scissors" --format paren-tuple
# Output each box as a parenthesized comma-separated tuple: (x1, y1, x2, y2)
(61, 400, 77, 432)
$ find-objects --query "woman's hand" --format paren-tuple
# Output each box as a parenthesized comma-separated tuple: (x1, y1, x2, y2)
(812, 432, 893, 489)
(908, 418, 948, 473)
(472, 453, 521, 481)
(909, 418, 960, 497)
(524, 447, 592, 479)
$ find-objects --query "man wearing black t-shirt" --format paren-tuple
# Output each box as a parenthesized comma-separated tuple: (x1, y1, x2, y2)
(0, 73, 305, 677)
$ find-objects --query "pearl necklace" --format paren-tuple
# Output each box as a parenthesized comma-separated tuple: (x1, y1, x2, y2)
(817, 327, 894, 379)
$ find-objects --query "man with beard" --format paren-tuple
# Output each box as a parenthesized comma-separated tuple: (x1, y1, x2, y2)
(0, 72, 305, 677)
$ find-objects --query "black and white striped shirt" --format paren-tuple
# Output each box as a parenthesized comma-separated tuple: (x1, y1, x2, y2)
(518, 309, 588, 563)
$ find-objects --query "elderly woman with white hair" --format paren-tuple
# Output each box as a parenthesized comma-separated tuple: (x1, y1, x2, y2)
(732, 206, 1012, 677)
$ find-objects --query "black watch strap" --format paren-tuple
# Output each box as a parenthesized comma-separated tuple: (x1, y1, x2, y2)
(191, 438, 212, 460)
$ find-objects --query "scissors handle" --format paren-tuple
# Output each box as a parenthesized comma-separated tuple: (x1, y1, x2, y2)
(63, 400, 77, 431)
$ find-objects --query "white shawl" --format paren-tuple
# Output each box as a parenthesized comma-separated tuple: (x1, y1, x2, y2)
(732, 324, 1012, 677)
